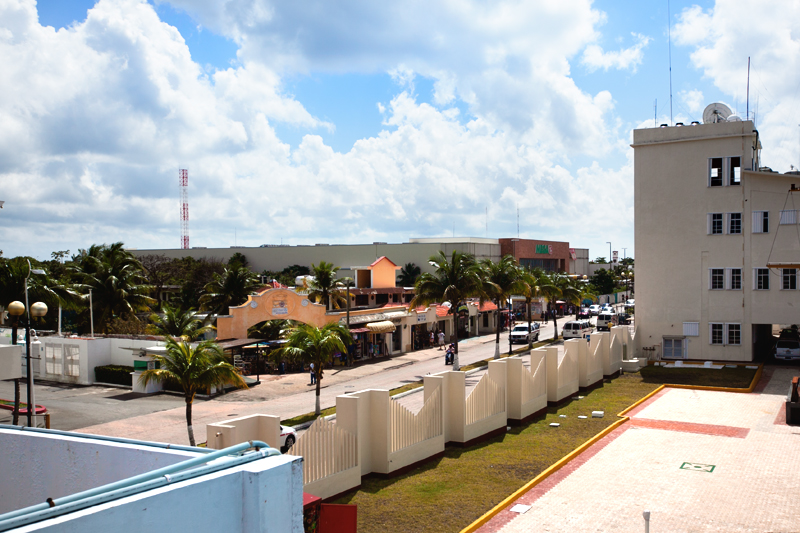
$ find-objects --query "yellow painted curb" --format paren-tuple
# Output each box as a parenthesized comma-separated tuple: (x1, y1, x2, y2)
(617, 384, 665, 417)
(459, 416, 630, 533)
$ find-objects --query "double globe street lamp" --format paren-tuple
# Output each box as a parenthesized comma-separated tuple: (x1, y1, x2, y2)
(6, 261, 49, 427)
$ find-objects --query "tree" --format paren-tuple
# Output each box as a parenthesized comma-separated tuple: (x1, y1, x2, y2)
(248, 319, 291, 341)
(535, 271, 561, 339)
(589, 268, 616, 296)
(304, 262, 346, 310)
(69, 243, 154, 333)
(0, 257, 66, 322)
(174, 257, 225, 310)
(139, 254, 181, 304)
(519, 267, 556, 349)
(592, 257, 607, 264)
(228, 252, 248, 269)
(280, 323, 352, 415)
(139, 338, 246, 446)
(480, 255, 524, 358)
(148, 304, 214, 341)
(200, 266, 261, 318)
(552, 274, 581, 339)
(410, 251, 486, 370)
(397, 263, 421, 287)
(620, 257, 634, 266)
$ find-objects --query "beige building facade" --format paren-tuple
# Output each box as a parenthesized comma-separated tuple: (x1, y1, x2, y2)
(634, 116, 800, 361)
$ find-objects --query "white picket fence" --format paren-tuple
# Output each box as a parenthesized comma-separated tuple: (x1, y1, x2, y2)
(466, 374, 506, 426)
(522, 352, 546, 405)
(390, 385, 442, 453)
(292, 416, 358, 485)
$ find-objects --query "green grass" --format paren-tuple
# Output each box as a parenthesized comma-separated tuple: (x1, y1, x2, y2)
(639, 364, 757, 388)
(332, 373, 658, 533)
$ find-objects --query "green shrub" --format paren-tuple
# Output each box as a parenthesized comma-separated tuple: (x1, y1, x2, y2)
(94, 365, 134, 386)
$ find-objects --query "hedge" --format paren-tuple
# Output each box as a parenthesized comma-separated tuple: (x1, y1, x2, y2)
(94, 365, 134, 386)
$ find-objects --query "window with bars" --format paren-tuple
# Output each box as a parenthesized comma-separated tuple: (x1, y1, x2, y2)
(710, 268, 725, 290)
(782, 269, 797, 290)
(710, 323, 724, 345)
(709, 158, 723, 186)
(752, 211, 769, 233)
(65, 344, 80, 377)
(45, 344, 63, 376)
(727, 212, 742, 234)
(780, 210, 798, 225)
(729, 156, 741, 185)
(708, 213, 723, 235)
(727, 268, 742, 290)
(727, 324, 741, 345)
(754, 268, 770, 290)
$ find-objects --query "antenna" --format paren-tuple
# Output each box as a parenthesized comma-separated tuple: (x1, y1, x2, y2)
(516, 205, 520, 238)
(667, 0, 673, 125)
(485, 206, 488, 237)
(654, 99, 657, 127)
(746, 57, 750, 121)
(179, 169, 189, 249)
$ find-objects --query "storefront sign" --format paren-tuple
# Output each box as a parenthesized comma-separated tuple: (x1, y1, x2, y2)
(416, 313, 427, 323)
(535, 244, 553, 255)
(569, 248, 577, 260)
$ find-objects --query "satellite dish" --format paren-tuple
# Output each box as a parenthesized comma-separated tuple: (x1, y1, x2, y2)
(703, 103, 732, 124)
(727, 114, 742, 122)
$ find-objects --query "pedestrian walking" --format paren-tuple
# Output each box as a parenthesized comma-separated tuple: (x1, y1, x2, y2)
(438, 330, 445, 349)
(309, 362, 316, 385)
(544, 309, 548, 324)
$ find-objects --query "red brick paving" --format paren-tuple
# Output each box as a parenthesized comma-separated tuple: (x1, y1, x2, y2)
(628, 417, 749, 438)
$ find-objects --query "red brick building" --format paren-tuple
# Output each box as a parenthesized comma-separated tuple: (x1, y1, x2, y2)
(499, 238, 574, 273)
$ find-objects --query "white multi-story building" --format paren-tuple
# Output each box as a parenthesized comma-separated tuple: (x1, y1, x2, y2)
(633, 107, 800, 362)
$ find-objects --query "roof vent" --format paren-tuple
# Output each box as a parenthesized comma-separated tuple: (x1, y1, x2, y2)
(691, 121, 700, 125)
(676, 122, 684, 126)
(659, 124, 668, 128)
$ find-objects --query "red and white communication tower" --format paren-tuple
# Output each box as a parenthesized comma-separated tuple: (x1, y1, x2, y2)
(179, 169, 189, 249)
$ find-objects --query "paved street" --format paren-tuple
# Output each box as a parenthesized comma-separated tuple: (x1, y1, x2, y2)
(476, 366, 800, 533)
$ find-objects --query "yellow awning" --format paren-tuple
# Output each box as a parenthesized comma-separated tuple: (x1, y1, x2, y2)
(366, 321, 396, 333)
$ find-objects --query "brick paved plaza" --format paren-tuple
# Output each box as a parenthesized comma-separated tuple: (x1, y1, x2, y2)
(476, 366, 800, 533)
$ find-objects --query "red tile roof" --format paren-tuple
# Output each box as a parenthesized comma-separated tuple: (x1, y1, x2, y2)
(478, 301, 498, 312)
(369, 256, 399, 268)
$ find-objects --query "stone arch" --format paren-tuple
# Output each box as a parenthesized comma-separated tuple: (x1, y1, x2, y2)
(216, 289, 337, 339)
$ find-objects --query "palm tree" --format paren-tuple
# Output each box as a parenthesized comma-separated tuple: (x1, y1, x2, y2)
(480, 255, 524, 358)
(536, 271, 561, 340)
(69, 243, 154, 333)
(148, 304, 214, 341)
(519, 267, 556, 350)
(138, 338, 247, 446)
(280, 322, 352, 415)
(304, 262, 346, 310)
(550, 274, 582, 340)
(199, 266, 261, 318)
(410, 251, 486, 370)
(0, 257, 71, 320)
(397, 263, 421, 287)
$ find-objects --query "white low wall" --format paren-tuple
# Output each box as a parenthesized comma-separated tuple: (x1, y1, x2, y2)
(0, 429, 304, 533)
(506, 351, 547, 421)
(546, 346, 579, 403)
(0, 345, 21, 380)
(572, 338, 602, 389)
(207, 414, 281, 451)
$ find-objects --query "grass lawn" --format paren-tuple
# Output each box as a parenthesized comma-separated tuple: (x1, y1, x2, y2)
(330, 365, 759, 533)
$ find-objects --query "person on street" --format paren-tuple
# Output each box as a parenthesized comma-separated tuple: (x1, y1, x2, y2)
(310, 362, 316, 385)
(438, 330, 445, 349)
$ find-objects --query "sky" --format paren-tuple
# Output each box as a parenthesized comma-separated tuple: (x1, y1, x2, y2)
(2, 0, 800, 264)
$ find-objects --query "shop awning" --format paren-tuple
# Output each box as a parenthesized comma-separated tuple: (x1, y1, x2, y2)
(366, 321, 396, 333)
(349, 327, 370, 334)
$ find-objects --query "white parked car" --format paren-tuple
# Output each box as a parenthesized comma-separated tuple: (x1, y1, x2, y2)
(510, 323, 540, 344)
(280, 425, 297, 451)
(588, 304, 602, 316)
(625, 299, 635, 309)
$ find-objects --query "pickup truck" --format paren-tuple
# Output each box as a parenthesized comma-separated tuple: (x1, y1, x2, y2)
(774, 340, 800, 361)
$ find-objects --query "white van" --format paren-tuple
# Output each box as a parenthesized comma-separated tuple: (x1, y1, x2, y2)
(596, 312, 618, 331)
(563, 320, 593, 339)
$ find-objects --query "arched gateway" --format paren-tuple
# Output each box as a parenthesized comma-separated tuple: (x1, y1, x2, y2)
(216, 288, 336, 339)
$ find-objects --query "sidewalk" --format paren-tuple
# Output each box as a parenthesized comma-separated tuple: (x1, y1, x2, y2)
(474, 366, 800, 533)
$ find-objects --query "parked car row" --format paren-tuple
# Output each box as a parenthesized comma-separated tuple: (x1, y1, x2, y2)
(510, 323, 541, 344)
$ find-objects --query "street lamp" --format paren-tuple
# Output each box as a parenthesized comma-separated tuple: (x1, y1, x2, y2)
(606, 242, 611, 266)
(6, 260, 49, 427)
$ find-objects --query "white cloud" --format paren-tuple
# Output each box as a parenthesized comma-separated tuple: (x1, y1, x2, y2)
(679, 89, 705, 114)
(581, 33, 651, 73)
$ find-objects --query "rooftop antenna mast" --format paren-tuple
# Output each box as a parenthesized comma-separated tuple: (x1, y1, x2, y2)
(179, 169, 189, 249)
(667, 0, 673, 125)
(516, 205, 520, 238)
(746, 57, 750, 121)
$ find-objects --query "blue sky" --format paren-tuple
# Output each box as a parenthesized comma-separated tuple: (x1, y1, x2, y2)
(2, 0, 799, 262)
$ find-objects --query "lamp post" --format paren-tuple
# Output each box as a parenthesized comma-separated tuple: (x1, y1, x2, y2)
(7, 295, 48, 427)
(508, 299, 513, 356)
(606, 242, 611, 267)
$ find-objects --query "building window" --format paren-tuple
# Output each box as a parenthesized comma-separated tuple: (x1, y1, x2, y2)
(709, 158, 723, 186)
(683, 322, 699, 336)
(729, 157, 741, 185)
(710, 323, 724, 345)
(663, 338, 685, 359)
(754, 268, 770, 290)
(65, 344, 80, 377)
(780, 210, 798, 225)
(710, 268, 725, 290)
(708, 213, 723, 235)
(727, 268, 742, 290)
(726, 324, 741, 345)
(752, 211, 769, 233)
(782, 268, 797, 290)
(727, 213, 742, 234)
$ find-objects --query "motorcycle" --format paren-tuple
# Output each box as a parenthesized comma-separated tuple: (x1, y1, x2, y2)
(444, 344, 455, 365)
